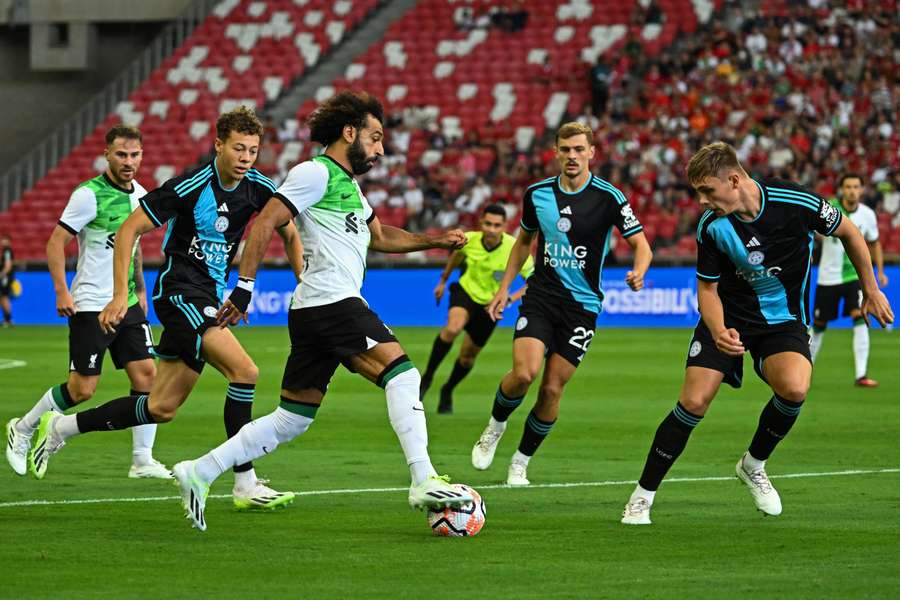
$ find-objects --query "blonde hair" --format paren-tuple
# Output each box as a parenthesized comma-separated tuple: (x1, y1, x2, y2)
(556, 121, 594, 146)
(686, 141, 747, 186)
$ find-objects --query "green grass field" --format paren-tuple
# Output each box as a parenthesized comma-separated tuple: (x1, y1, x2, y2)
(1, 325, 898, 598)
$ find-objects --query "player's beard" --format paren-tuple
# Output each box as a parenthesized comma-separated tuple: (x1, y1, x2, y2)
(348, 137, 374, 175)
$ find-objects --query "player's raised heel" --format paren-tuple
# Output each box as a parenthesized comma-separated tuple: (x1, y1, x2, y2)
(28, 412, 64, 479)
(409, 474, 473, 509)
(173, 460, 210, 532)
(735, 454, 782, 516)
(5, 418, 31, 476)
(621, 498, 652, 525)
(233, 479, 295, 511)
(129, 458, 173, 479)
(471, 424, 505, 470)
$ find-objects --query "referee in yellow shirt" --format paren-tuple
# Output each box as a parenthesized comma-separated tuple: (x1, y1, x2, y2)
(422, 204, 535, 413)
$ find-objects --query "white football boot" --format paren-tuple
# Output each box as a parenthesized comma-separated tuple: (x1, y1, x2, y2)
(736, 453, 782, 516)
(621, 497, 652, 525)
(129, 458, 174, 479)
(173, 460, 210, 532)
(5, 418, 31, 476)
(409, 475, 473, 509)
(506, 460, 530, 486)
(471, 423, 505, 470)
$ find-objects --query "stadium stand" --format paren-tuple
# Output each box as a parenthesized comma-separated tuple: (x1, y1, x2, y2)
(0, 0, 897, 264)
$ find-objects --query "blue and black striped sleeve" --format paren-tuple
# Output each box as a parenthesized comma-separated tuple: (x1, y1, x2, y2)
(520, 189, 538, 232)
(695, 211, 721, 282)
(245, 168, 279, 211)
(139, 179, 181, 228)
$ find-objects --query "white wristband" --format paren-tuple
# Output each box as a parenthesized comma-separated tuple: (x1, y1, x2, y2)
(236, 277, 255, 292)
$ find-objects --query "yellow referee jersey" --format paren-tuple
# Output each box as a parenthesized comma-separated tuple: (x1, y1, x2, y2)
(458, 231, 534, 305)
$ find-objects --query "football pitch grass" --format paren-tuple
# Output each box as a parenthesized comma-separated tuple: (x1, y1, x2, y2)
(1, 325, 898, 598)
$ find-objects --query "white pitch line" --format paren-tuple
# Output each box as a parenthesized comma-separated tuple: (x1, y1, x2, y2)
(0, 359, 27, 370)
(0, 468, 897, 509)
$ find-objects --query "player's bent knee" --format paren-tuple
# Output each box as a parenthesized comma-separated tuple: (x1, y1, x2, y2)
(377, 356, 419, 389)
(66, 380, 96, 404)
(271, 407, 314, 443)
(459, 356, 476, 368)
(149, 405, 177, 423)
(777, 384, 808, 403)
(512, 366, 537, 386)
(679, 395, 712, 415)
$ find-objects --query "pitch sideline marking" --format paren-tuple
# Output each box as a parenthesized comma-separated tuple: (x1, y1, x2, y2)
(0, 358, 27, 371)
(0, 467, 897, 509)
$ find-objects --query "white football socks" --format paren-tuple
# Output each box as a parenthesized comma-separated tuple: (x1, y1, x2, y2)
(489, 416, 507, 433)
(511, 450, 531, 466)
(17, 387, 64, 435)
(852, 322, 869, 379)
(385, 368, 437, 486)
(194, 407, 314, 484)
(630, 484, 656, 505)
(131, 424, 157, 467)
(742, 452, 766, 472)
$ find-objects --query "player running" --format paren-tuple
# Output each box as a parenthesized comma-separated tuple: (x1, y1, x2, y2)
(621, 142, 893, 525)
(0, 233, 14, 327)
(809, 174, 888, 387)
(27, 108, 304, 511)
(420, 203, 534, 414)
(172, 91, 473, 532)
(470, 122, 653, 486)
(5, 125, 170, 479)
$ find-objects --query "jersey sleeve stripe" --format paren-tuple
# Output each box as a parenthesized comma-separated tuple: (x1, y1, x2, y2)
(519, 221, 537, 231)
(176, 174, 213, 198)
(139, 197, 163, 227)
(622, 225, 643, 237)
(766, 189, 819, 210)
(57, 220, 79, 236)
(174, 166, 212, 195)
(525, 176, 556, 191)
(767, 195, 819, 212)
(767, 186, 822, 206)
(246, 171, 277, 192)
(696, 272, 720, 281)
(591, 178, 628, 205)
(273, 193, 299, 217)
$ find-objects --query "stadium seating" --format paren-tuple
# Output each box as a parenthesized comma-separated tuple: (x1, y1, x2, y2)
(0, 0, 379, 260)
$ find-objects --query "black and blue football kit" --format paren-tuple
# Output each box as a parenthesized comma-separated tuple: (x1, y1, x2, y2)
(139, 161, 276, 372)
(515, 174, 643, 366)
(687, 178, 843, 386)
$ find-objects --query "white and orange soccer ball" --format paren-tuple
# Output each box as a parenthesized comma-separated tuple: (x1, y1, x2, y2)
(427, 484, 485, 537)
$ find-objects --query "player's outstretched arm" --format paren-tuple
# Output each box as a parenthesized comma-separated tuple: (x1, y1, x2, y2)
(276, 220, 304, 284)
(99, 208, 156, 333)
(487, 228, 535, 321)
(624, 231, 652, 291)
(834, 218, 894, 327)
(368, 216, 467, 253)
(217, 197, 294, 327)
(697, 279, 744, 356)
(46, 226, 76, 317)
(435, 250, 465, 304)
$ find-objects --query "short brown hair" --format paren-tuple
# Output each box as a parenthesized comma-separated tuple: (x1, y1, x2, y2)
(105, 124, 142, 146)
(307, 91, 385, 146)
(216, 105, 264, 142)
(556, 122, 594, 146)
(686, 141, 747, 186)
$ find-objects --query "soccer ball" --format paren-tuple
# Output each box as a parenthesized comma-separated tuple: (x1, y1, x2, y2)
(427, 484, 485, 537)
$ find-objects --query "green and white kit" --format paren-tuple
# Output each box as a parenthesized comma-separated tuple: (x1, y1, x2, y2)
(274, 155, 374, 309)
(816, 199, 878, 286)
(58, 173, 147, 311)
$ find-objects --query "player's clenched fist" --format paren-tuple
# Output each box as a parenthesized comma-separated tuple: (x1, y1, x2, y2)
(436, 229, 467, 250)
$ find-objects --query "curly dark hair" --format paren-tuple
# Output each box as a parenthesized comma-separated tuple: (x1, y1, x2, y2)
(105, 124, 142, 146)
(307, 91, 384, 146)
(216, 105, 264, 142)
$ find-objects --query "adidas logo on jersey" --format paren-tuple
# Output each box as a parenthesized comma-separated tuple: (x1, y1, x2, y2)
(560, 206, 573, 215)
(746, 237, 761, 248)
(218, 202, 229, 213)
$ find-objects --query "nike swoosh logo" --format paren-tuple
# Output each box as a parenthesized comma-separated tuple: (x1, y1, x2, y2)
(341, 193, 352, 199)
(262, 446, 270, 454)
(412, 407, 424, 412)
(110, 216, 120, 222)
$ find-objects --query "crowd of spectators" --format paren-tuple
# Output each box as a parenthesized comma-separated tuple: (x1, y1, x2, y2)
(264, 0, 899, 261)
